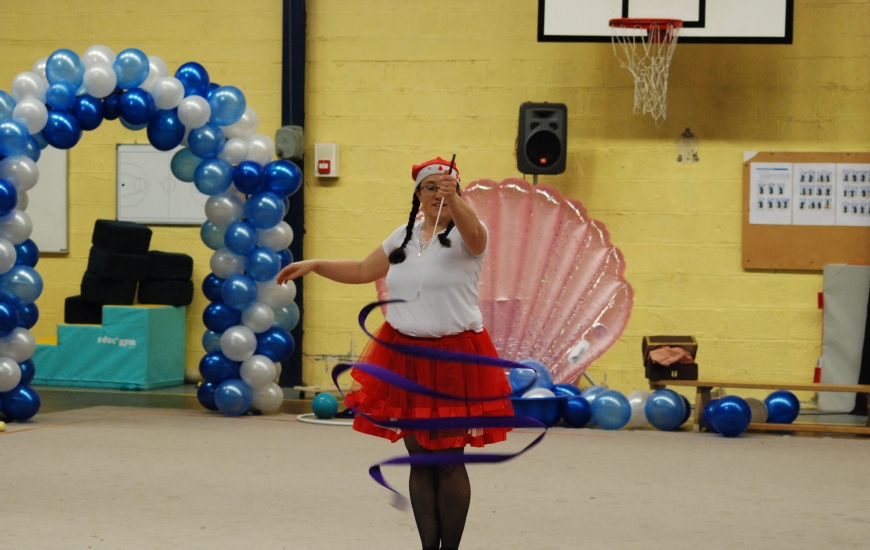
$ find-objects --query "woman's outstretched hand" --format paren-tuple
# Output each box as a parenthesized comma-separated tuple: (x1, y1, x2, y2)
(277, 259, 318, 284)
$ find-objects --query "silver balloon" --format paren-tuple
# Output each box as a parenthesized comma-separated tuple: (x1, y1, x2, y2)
(745, 397, 768, 423)
(17, 191, 29, 211)
(12, 98, 48, 134)
(0, 356, 21, 392)
(256, 279, 296, 308)
(252, 382, 284, 414)
(626, 389, 651, 428)
(205, 192, 244, 227)
(217, 137, 249, 165)
(140, 55, 168, 92)
(82, 45, 116, 68)
(221, 105, 259, 139)
(0, 238, 17, 274)
(220, 325, 257, 362)
(83, 62, 118, 99)
(241, 302, 275, 333)
(0, 210, 32, 245)
(246, 134, 275, 165)
(11, 71, 47, 102)
(150, 76, 184, 110)
(523, 387, 556, 398)
(0, 327, 36, 362)
(210, 248, 245, 279)
(0, 155, 40, 192)
(178, 95, 211, 129)
(273, 361, 282, 383)
(257, 221, 293, 251)
(31, 58, 48, 81)
(240, 354, 276, 390)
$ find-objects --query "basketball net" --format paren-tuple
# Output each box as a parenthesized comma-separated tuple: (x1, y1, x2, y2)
(610, 18, 682, 127)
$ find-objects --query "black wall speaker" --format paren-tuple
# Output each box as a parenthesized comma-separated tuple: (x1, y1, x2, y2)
(516, 102, 567, 175)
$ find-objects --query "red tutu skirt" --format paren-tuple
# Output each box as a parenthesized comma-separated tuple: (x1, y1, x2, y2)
(345, 323, 514, 450)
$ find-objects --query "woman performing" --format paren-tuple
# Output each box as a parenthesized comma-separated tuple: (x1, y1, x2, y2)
(277, 157, 514, 550)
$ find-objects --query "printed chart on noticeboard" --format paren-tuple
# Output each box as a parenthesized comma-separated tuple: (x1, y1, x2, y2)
(742, 152, 870, 271)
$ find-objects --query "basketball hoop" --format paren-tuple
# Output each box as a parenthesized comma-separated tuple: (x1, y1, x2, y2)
(609, 18, 682, 127)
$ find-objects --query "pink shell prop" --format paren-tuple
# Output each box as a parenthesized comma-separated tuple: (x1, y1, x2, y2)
(376, 178, 633, 384)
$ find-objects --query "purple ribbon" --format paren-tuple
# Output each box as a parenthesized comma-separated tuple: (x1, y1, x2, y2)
(332, 300, 557, 507)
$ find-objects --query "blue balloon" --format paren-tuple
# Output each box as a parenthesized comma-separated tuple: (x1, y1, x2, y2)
(244, 247, 281, 282)
(171, 147, 204, 183)
(712, 396, 751, 437)
(201, 273, 226, 302)
(0, 265, 43, 305)
(208, 85, 246, 126)
(113, 48, 150, 89)
(201, 330, 222, 353)
(0, 300, 19, 337)
(119, 88, 156, 126)
(517, 359, 554, 390)
(202, 301, 242, 333)
(702, 399, 721, 433)
(0, 178, 18, 217)
(193, 158, 233, 195)
(42, 111, 82, 149)
(273, 302, 300, 332)
(255, 327, 295, 362)
(0, 119, 30, 157)
(21, 136, 41, 163)
(188, 123, 225, 159)
(221, 274, 258, 311)
(680, 394, 692, 425)
(244, 191, 285, 229)
(206, 82, 221, 101)
(508, 365, 536, 393)
(224, 221, 258, 256)
(765, 390, 800, 424)
(562, 396, 592, 428)
(1, 384, 40, 421)
(15, 302, 38, 329)
(146, 109, 185, 151)
(18, 359, 35, 386)
(32, 131, 48, 150)
(103, 91, 122, 120)
(580, 385, 606, 405)
(590, 390, 631, 430)
(45, 82, 78, 111)
(120, 118, 147, 131)
(278, 249, 293, 269)
(15, 239, 40, 267)
(175, 62, 210, 97)
(263, 160, 302, 197)
(72, 94, 104, 131)
(200, 221, 226, 251)
(198, 351, 241, 385)
(232, 161, 265, 194)
(0, 91, 15, 121)
(312, 393, 339, 419)
(46, 48, 84, 88)
(196, 380, 219, 411)
(552, 383, 583, 397)
(214, 379, 253, 416)
(645, 389, 686, 431)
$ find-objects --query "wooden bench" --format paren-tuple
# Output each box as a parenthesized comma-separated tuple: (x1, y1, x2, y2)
(648, 380, 870, 436)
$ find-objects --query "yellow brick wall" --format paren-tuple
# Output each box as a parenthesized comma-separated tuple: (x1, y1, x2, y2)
(302, 0, 869, 400)
(0, 0, 283, 375)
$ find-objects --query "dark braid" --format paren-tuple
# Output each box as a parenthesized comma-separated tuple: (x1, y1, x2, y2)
(388, 193, 420, 264)
(437, 221, 454, 247)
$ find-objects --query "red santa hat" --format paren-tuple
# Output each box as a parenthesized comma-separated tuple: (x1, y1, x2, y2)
(411, 157, 460, 187)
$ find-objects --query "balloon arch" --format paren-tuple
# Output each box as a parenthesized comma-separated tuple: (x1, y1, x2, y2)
(0, 46, 301, 421)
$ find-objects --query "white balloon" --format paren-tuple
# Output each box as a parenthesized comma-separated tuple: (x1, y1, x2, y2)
(0, 328, 36, 362)
(523, 387, 556, 398)
(217, 138, 250, 165)
(150, 76, 184, 110)
(31, 58, 48, 81)
(220, 325, 257, 362)
(252, 382, 284, 413)
(241, 302, 275, 333)
(0, 356, 21, 392)
(205, 192, 244, 227)
(221, 105, 259, 139)
(11, 72, 47, 103)
(0, 238, 17, 274)
(83, 63, 118, 99)
(177, 96, 211, 129)
(0, 156, 40, 192)
(246, 134, 275, 165)
(210, 248, 245, 278)
(241, 354, 276, 389)
(16, 191, 28, 211)
(626, 390, 651, 428)
(82, 45, 116, 68)
(256, 280, 296, 308)
(0, 210, 32, 245)
(257, 222, 293, 251)
(273, 361, 282, 383)
(11, 98, 47, 134)
(140, 55, 168, 92)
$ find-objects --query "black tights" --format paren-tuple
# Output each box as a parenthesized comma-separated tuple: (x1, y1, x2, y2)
(404, 435, 470, 550)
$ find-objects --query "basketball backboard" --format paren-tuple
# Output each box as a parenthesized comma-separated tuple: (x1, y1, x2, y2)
(538, 0, 794, 44)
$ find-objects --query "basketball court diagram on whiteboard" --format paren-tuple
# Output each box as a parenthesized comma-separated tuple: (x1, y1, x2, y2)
(116, 145, 207, 225)
(538, 0, 794, 44)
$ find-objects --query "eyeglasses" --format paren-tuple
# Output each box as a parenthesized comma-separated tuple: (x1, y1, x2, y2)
(419, 185, 439, 195)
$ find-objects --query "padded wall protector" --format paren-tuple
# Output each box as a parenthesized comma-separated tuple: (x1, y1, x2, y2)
(81, 271, 138, 305)
(147, 251, 194, 281)
(91, 219, 153, 254)
(87, 246, 150, 281)
(64, 295, 103, 325)
(138, 279, 194, 307)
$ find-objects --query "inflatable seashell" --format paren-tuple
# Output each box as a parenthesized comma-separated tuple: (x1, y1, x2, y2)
(376, 178, 633, 384)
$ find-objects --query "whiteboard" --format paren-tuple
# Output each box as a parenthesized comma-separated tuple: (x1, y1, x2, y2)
(116, 145, 207, 225)
(30, 147, 68, 253)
